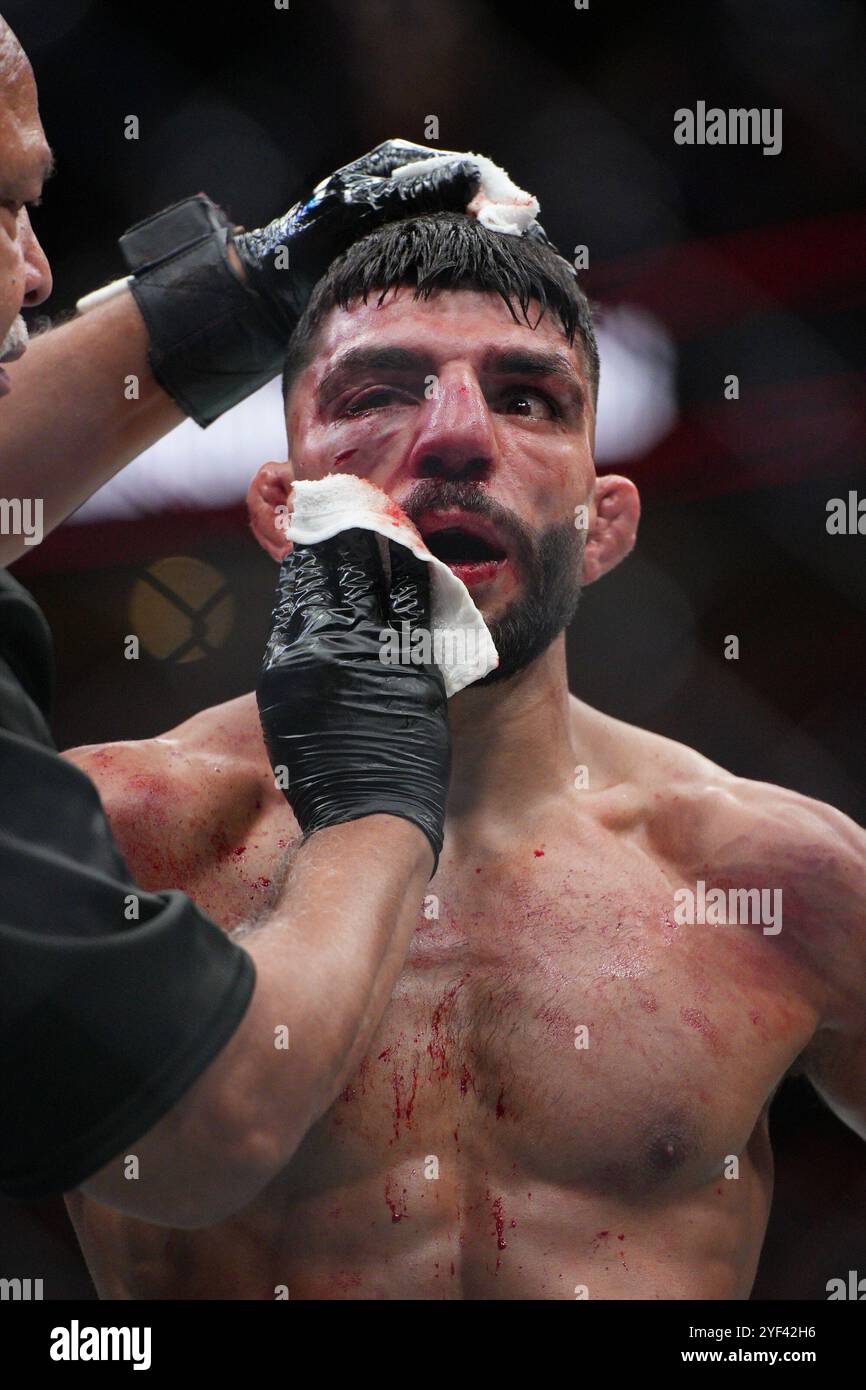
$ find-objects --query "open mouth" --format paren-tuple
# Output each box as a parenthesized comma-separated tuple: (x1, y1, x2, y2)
(414, 511, 514, 586)
(418, 518, 510, 587)
(423, 527, 505, 566)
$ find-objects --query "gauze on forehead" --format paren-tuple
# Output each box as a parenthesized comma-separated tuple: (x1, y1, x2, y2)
(390, 151, 540, 237)
(284, 474, 498, 697)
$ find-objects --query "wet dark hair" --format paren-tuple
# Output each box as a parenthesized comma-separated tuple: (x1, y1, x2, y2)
(282, 211, 599, 406)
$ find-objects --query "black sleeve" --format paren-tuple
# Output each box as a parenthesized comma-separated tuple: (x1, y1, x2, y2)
(0, 574, 256, 1199)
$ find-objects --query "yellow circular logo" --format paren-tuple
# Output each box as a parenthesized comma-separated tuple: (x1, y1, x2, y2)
(128, 556, 235, 663)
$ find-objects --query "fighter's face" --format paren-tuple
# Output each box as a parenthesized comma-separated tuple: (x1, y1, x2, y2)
(286, 287, 596, 645)
(0, 28, 53, 396)
(274, 285, 639, 681)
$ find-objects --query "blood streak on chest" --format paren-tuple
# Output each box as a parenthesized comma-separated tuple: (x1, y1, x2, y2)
(427, 974, 470, 1079)
(388, 1060, 419, 1142)
(491, 1194, 507, 1251)
(384, 1174, 409, 1223)
(488, 1193, 519, 1272)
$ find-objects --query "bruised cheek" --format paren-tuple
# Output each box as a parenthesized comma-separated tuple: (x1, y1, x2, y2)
(295, 413, 411, 486)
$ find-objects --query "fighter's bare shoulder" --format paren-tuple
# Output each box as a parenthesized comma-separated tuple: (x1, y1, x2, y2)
(582, 697, 866, 993)
(601, 699, 861, 861)
(62, 692, 272, 890)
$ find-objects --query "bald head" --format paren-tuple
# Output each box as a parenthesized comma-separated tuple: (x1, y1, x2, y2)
(0, 12, 52, 375)
(0, 15, 27, 80)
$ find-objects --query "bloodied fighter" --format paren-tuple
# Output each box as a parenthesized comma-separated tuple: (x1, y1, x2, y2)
(65, 213, 866, 1299)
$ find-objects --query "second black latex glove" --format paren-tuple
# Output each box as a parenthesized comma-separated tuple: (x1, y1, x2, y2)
(234, 139, 481, 330)
(257, 528, 451, 875)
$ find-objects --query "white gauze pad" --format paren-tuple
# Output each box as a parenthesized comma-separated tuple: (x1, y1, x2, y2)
(283, 475, 499, 697)
(390, 150, 540, 236)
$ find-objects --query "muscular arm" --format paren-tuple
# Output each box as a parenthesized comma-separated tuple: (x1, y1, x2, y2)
(61, 513, 447, 1225)
(697, 778, 866, 1140)
(794, 802, 866, 1142)
(653, 758, 866, 1138)
(0, 290, 183, 566)
(79, 807, 431, 1228)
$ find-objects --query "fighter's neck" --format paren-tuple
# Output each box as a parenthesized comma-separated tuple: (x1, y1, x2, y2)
(446, 634, 579, 832)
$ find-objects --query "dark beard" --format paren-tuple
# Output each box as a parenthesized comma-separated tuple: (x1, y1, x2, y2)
(402, 480, 585, 685)
(483, 518, 583, 683)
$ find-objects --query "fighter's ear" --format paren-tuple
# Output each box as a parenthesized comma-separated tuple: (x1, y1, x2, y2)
(581, 474, 640, 585)
(248, 461, 294, 561)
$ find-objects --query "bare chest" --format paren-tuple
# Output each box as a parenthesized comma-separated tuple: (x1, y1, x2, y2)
(74, 809, 826, 1300)
(254, 833, 819, 1201)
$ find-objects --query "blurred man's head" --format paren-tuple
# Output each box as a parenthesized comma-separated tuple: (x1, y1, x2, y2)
(0, 15, 53, 394)
(249, 212, 639, 682)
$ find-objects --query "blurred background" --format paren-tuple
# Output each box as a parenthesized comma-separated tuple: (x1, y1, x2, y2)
(2, 0, 865, 1298)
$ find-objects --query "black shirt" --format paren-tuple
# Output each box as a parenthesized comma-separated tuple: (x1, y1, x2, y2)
(0, 571, 256, 1199)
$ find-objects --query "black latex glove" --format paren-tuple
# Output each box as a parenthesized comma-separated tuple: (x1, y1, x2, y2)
(258, 528, 451, 876)
(234, 139, 481, 331)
